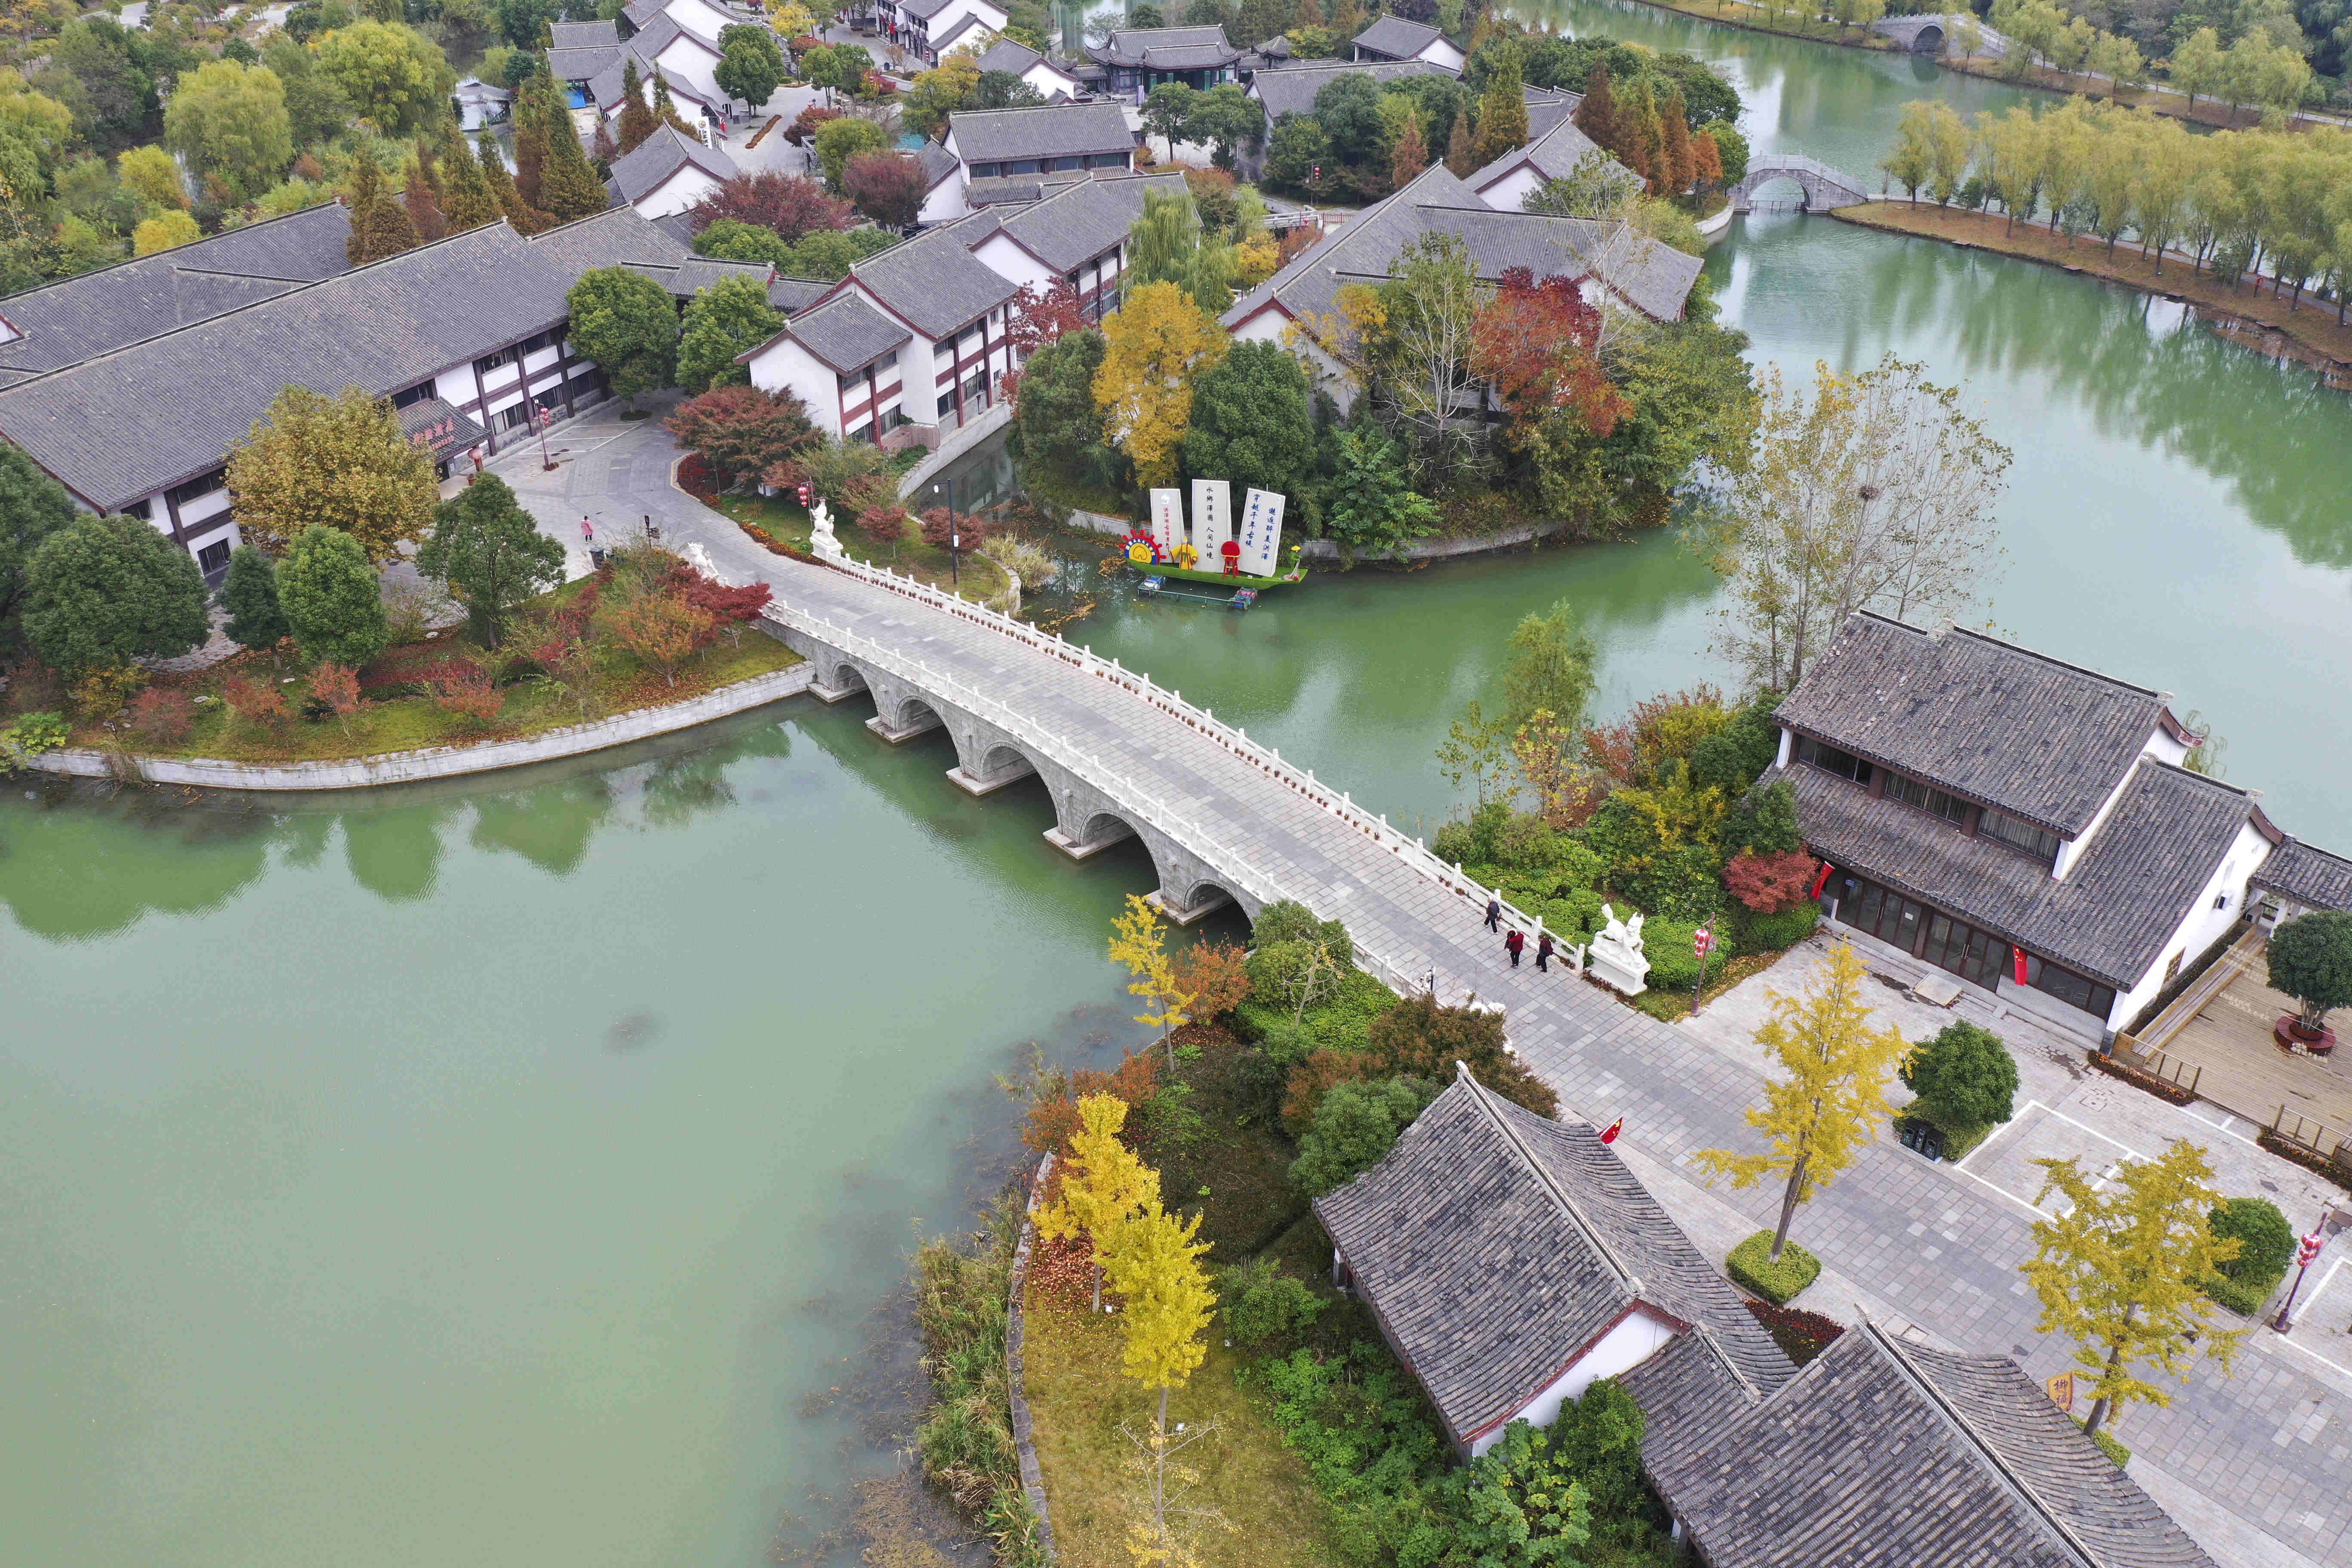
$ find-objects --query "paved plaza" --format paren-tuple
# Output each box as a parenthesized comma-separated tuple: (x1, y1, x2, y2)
(496, 406, 2352, 1568)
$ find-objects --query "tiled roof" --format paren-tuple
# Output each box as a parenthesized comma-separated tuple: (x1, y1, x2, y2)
(1524, 84, 1583, 139)
(780, 291, 910, 372)
(1314, 1068, 1789, 1450)
(767, 275, 833, 313)
(845, 217, 1017, 336)
(986, 170, 1188, 270)
(396, 395, 488, 459)
(1087, 24, 1246, 70)
(931, 11, 989, 52)
(1783, 755, 2269, 988)
(622, 0, 665, 28)
(1223, 164, 1698, 331)
(666, 254, 772, 297)
(950, 101, 1135, 163)
(1640, 1322, 2214, 1568)
(2251, 837, 2352, 912)
(1249, 57, 1453, 123)
(609, 122, 738, 205)
(1352, 15, 1448, 59)
(0, 210, 691, 511)
(549, 19, 619, 49)
(588, 53, 720, 113)
(548, 42, 624, 80)
(916, 140, 962, 191)
(1467, 111, 1610, 196)
(0, 202, 354, 377)
(1776, 614, 2177, 835)
(973, 36, 1078, 88)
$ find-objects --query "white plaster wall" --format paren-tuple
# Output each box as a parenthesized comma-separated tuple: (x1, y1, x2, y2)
(1477, 163, 1541, 212)
(2104, 819, 2271, 1031)
(635, 162, 725, 218)
(747, 336, 846, 432)
(666, 0, 740, 44)
(1419, 38, 1467, 72)
(929, 0, 1009, 42)
(919, 174, 970, 225)
(972, 230, 1055, 291)
(656, 34, 721, 100)
(1467, 1312, 1678, 1459)
(1024, 60, 1080, 99)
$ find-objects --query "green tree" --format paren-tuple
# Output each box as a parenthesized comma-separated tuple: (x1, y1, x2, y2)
(437, 120, 501, 231)
(54, 17, 154, 140)
(478, 124, 549, 233)
(1264, 110, 1329, 192)
(529, 76, 608, 220)
(1694, 940, 1910, 1263)
(1310, 71, 1384, 168)
(1882, 99, 1936, 203)
(227, 385, 437, 561)
(1142, 80, 1198, 160)
(221, 545, 290, 651)
(2208, 1197, 2294, 1288)
(813, 113, 888, 190)
(1290, 1076, 1437, 1197)
(2268, 910, 2352, 1037)
(279, 523, 391, 669)
(1008, 327, 1124, 499)
(1458, 1418, 1594, 1568)
(1900, 1020, 2018, 1130)
(677, 272, 785, 395)
(567, 265, 680, 408)
(263, 33, 356, 147)
(1322, 426, 1439, 552)
(0, 444, 83, 654)
(116, 143, 187, 211)
(2023, 1139, 2245, 1436)
(343, 153, 420, 264)
(1471, 44, 1529, 166)
(162, 59, 294, 202)
(315, 19, 454, 134)
(1502, 596, 1596, 731)
(21, 514, 209, 677)
(416, 475, 565, 646)
(714, 23, 787, 113)
(1365, 998, 1559, 1118)
(616, 57, 657, 154)
(1187, 81, 1262, 170)
(1179, 339, 1315, 498)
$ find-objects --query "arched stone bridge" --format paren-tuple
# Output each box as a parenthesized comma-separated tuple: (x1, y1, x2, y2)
(1730, 153, 1875, 215)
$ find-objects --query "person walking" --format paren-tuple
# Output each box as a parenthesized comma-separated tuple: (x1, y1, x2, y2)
(1485, 894, 1502, 932)
(1505, 929, 1525, 968)
(1536, 932, 1554, 972)
(580, 517, 595, 544)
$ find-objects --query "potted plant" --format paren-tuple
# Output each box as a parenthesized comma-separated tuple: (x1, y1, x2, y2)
(2267, 910, 2352, 1055)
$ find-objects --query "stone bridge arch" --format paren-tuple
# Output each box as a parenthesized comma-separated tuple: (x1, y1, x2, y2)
(1730, 154, 1874, 215)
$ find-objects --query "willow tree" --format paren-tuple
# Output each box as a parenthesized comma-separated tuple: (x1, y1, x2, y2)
(1700, 353, 2012, 692)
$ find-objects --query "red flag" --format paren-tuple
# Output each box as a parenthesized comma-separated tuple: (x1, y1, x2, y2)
(2012, 946, 2030, 986)
(1599, 1117, 1623, 1145)
(1810, 861, 1834, 899)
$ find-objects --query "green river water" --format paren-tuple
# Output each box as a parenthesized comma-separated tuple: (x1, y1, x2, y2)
(7, 9, 2352, 1565)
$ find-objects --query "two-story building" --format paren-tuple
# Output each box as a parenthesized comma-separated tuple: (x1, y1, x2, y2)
(873, 0, 1009, 67)
(548, 16, 723, 139)
(0, 207, 751, 583)
(1770, 613, 2300, 1042)
(742, 170, 1185, 441)
(1084, 24, 1248, 99)
(616, 0, 761, 105)
(925, 101, 1136, 223)
(1349, 15, 1466, 72)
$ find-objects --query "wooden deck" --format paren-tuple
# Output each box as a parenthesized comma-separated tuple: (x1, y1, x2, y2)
(2118, 928, 2352, 1144)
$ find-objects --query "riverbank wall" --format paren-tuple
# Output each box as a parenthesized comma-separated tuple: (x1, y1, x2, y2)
(1830, 202, 2352, 385)
(24, 661, 813, 793)
(1064, 508, 1573, 566)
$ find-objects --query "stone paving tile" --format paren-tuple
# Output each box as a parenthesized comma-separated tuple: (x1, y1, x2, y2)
(539, 409, 2351, 1568)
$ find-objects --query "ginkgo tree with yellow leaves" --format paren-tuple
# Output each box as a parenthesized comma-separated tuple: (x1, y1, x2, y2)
(1104, 1193, 1221, 1566)
(1037, 1092, 1160, 1314)
(1109, 892, 1195, 1066)
(1694, 940, 1910, 1272)
(1093, 281, 1229, 489)
(2021, 1139, 2245, 1440)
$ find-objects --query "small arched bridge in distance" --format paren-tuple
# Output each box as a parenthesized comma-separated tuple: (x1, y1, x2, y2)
(1730, 154, 1875, 215)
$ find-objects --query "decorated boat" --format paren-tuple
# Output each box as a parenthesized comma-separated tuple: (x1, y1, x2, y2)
(1122, 536, 1307, 591)
(1119, 482, 1306, 605)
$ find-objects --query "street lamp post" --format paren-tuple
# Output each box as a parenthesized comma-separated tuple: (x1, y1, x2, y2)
(2271, 1227, 2326, 1333)
(931, 475, 959, 586)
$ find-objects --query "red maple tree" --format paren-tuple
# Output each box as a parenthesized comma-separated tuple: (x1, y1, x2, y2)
(1002, 280, 1090, 359)
(1724, 850, 1821, 913)
(686, 170, 854, 239)
(665, 386, 818, 489)
(842, 150, 928, 229)
(1469, 267, 1627, 433)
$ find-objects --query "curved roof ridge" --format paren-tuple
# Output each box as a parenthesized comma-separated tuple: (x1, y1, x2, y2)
(1452, 1064, 1645, 1295)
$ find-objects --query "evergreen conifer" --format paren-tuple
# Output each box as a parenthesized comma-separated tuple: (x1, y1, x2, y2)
(1471, 47, 1528, 166)
(535, 81, 611, 222)
(478, 128, 551, 233)
(438, 122, 502, 231)
(618, 58, 658, 153)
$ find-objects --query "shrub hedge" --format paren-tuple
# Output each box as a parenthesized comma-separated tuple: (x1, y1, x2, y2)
(1727, 1231, 1820, 1304)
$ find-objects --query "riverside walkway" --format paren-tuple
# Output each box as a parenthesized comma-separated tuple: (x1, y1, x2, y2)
(504, 410, 2350, 1568)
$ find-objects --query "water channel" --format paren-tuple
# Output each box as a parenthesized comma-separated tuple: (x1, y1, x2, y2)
(8, 9, 2352, 1565)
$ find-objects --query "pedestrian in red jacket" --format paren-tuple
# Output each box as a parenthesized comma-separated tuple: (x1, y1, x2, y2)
(1505, 929, 1525, 967)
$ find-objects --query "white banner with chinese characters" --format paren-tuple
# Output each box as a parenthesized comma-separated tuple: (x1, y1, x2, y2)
(1149, 488, 1184, 560)
(1190, 479, 1231, 567)
(1237, 488, 1286, 577)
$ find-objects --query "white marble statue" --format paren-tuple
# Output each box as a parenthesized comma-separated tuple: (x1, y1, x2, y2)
(809, 497, 840, 557)
(1589, 903, 1651, 997)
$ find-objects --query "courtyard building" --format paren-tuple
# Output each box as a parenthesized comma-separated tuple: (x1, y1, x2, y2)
(1084, 24, 1249, 98)
(873, 0, 1010, 68)
(1349, 15, 1466, 72)
(927, 101, 1139, 222)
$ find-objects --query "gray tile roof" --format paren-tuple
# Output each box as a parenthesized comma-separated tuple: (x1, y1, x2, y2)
(2251, 837, 2352, 911)
(0, 209, 691, 511)
(396, 394, 488, 460)
(767, 275, 833, 313)
(0, 202, 354, 376)
(1249, 57, 1453, 124)
(1314, 1068, 1790, 1451)
(1352, 15, 1448, 59)
(1638, 1322, 2214, 1568)
(548, 42, 624, 81)
(609, 122, 738, 205)
(949, 101, 1135, 163)
(588, 52, 719, 113)
(988, 170, 1188, 270)
(896, 0, 963, 21)
(1776, 614, 2178, 835)
(974, 37, 1074, 86)
(667, 254, 773, 297)
(549, 19, 619, 50)
(916, 140, 962, 191)
(931, 11, 989, 52)
(845, 217, 1017, 336)
(1523, 84, 1583, 139)
(1087, 25, 1245, 70)
(1223, 164, 1698, 331)
(1467, 110, 1609, 195)
(779, 291, 910, 372)
(1782, 754, 2269, 988)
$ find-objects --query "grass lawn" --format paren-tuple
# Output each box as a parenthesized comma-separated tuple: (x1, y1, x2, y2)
(1834, 202, 2352, 365)
(1023, 1285, 1339, 1568)
(74, 583, 802, 764)
(717, 490, 1013, 604)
